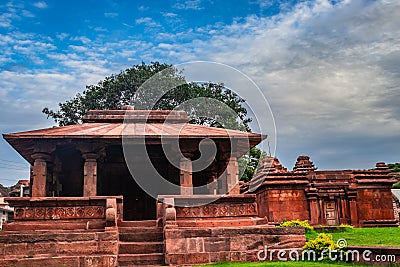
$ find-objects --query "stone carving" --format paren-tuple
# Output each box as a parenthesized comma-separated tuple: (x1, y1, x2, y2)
(14, 206, 105, 220)
(176, 203, 257, 218)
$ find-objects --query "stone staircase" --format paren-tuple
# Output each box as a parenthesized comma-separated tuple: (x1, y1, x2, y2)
(117, 220, 164, 266)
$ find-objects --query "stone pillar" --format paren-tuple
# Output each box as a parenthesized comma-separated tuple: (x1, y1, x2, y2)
(309, 199, 319, 225)
(348, 184, 358, 226)
(218, 160, 228, 194)
(206, 162, 218, 195)
(340, 198, 347, 224)
(31, 152, 52, 197)
(307, 187, 319, 225)
(180, 154, 193, 195)
(349, 199, 358, 227)
(82, 153, 98, 197)
(226, 157, 240, 194)
(207, 173, 218, 195)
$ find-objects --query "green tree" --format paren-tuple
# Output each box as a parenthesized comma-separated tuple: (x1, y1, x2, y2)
(239, 147, 267, 182)
(43, 61, 264, 179)
(43, 62, 250, 131)
(388, 163, 400, 188)
(388, 163, 400, 172)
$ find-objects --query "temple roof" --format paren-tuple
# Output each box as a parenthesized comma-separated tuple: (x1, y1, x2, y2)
(3, 109, 267, 162)
(4, 110, 265, 140)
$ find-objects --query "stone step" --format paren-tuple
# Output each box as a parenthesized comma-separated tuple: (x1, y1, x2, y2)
(0, 255, 116, 267)
(117, 220, 157, 228)
(119, 231, 163, 242)
(118, 253, 164, 266)
(119, 242, 163, 254)
(2, 220, 106, 232)
(118, 226, 161, 233)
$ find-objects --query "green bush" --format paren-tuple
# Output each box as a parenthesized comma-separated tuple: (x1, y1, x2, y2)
(303, 233, 338, 260)
(279, 219, 314, 233)
(339, 224, 354, 229)
(393, 182, 400, 189)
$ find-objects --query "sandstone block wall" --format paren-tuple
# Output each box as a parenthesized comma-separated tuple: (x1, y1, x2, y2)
(0, 231, 118, 267)
(257, 189, 309, 223)
(357, 189, 395, 224)
(164, 226, 305, 265)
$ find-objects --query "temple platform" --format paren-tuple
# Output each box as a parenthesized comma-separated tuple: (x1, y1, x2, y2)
(0, 194, 306, 266)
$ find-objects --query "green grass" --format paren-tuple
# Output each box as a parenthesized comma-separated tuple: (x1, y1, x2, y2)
(202, 261, 368, 266)
(306, 227, 400, 247)
(200, 228, 400, 266)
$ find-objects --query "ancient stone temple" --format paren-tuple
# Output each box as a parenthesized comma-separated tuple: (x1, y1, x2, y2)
(251, 156, 398, 227)
(0, 109, 305, 267)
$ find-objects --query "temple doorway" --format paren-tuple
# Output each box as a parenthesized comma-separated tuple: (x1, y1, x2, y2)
(98, 145, 157, 221)
(325, 201, 338, 225)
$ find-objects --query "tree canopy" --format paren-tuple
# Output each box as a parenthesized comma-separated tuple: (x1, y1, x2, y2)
(43, 61, 263, 180)
(43, 62, 251, 131)
(388, 163, 400, 173)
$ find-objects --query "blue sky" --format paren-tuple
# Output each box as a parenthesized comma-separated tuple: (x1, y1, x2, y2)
(0, 0, 399, 186)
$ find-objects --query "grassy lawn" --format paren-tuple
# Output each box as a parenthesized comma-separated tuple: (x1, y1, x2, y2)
(203, 261, 368, 266)
(306, 227, 400, 247)
(200, 227, 400, 266)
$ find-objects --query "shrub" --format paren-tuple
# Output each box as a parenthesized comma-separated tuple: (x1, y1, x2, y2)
(279, 219, 314, 233)
(339, 224, 354, 229)
(303, 233, 338, 260)
(393, 182, 400, 189)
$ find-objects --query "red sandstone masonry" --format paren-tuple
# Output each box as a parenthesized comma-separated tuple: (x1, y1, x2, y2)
(0, 256, 118, 267)
(164, 226, 306, 265)
(0, 231, 119, 266)
(253, 157, 398, 227)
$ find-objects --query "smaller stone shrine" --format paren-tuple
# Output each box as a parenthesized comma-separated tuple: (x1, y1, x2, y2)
(251, 156, 398, 227)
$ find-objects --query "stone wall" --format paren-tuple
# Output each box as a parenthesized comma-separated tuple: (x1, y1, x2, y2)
(258, 189, 309, 223)
(357, 188, 396, 226)
(0, 231, 118, 267)
(164, 226, 305, 265)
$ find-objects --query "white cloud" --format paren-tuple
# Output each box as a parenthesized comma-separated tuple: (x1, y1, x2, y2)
(33, 1, 48, 9)
(158, 43, 174, 49)
(0, 7, 18, 28)
(68, 45, 88, 52)
(93, 27, 107, 32)
(70, 36, 91, 44)
(173, 0, 204, 10)
(135, 17, 161, 27)
(21, 9, 35, 18)
(104, 12, 118, 18)
(56, 32, 69, 40)
(162, 12, 178, 18)
(138, 6, 149, 11)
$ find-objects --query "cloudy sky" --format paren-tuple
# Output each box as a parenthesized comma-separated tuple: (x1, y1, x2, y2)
(0, 0, 399, 186)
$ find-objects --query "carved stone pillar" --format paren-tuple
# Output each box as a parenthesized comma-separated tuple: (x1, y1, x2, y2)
(180, 154, 193, 195)
(82, 153, 99, 197)
(307, 187, 319, 225)
(207, 173, 218, 195)
(226, 157, 240, 194)
(218, 160, 228, 194)
(206, 162, 218, 195)
(309, 199, 319, 225)
(31, 152, 52, 197)
(348, 184, 358, 227)
(349, 199, 358, 226)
